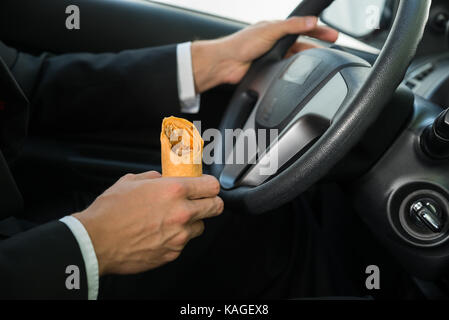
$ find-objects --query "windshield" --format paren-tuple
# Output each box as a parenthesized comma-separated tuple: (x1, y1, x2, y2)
(148, 0, 379, 53)
(150, 0, 302, 24)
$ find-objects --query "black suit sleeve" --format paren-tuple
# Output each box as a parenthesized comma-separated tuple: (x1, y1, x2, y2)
(0, 43, 182, 298)
(8, 43, 181, 135)
(0, 221, 88, 299)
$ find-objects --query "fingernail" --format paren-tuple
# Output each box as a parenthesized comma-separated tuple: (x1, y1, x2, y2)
(305, 16, 317, 28)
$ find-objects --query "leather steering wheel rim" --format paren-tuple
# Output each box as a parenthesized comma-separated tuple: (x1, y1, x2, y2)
(212, 0, 431, 214)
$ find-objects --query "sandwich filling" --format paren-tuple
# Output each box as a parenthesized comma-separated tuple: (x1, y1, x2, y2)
(165, 124, 193, 156)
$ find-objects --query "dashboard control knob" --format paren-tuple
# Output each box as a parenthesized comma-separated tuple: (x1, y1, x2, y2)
(435, 108, 449, 139)
(410, 199, 443, 233)
(422, 109, 449, 159)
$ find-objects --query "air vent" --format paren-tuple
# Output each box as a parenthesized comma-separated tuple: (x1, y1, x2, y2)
(405, 63, 435, 91)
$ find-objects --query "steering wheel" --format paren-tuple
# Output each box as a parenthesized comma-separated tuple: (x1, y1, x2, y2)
(211, 0, 431, 214)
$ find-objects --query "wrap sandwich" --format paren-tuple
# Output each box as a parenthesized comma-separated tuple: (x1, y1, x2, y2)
(160, 116, 204, 177)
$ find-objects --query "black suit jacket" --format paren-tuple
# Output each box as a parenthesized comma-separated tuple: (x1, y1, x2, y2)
(0, 41, 180, 299)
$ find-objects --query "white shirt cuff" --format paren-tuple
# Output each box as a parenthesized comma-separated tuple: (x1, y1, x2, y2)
(60, 216, 99, 300)
(177, 42, 201, 114)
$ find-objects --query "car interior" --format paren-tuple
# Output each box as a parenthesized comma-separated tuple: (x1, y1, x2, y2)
(2, 0, 449, 300)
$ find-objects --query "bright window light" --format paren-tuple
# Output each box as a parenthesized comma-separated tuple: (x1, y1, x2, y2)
(143, 0, 379, 53)
(149, 0, 301, 23)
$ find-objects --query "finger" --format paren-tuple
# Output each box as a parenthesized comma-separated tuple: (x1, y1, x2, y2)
(189, 196, 224, 221)
(133, 171, 162, 181)
(182, 175, 220, 199)
(303, 26, 339, 43)
(188, 220, 205, 240)
(275, 16, 318, 38)
(285, 42, 320, 58)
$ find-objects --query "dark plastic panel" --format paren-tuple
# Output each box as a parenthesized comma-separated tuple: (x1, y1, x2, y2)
(352, 97, 449, 280)
(0, 0, 243, 53)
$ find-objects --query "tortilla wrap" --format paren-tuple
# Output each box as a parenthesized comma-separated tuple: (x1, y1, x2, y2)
(160, 116, 203, 177)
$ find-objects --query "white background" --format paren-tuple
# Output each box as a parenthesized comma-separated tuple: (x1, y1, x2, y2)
(136, 0, 379, 52)
(150, 0, 301, 23)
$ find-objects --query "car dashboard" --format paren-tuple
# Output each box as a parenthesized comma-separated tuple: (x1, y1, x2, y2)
(405, 52, 449, 108)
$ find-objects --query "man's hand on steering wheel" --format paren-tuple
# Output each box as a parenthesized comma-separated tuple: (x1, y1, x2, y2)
(191, 16, 339, 93)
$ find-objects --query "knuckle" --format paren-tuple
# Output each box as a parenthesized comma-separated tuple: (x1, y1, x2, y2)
(216, 197, 224, 214)
(117, 174, 136, 185)
(208, 178, 220, 195)
(123, 173, 135, 180)
(171, 208, 192, 225)
(255, 20, 269, 26)
(173, 231, 190, 246)
(262, 19, 281, 29)
(164, 251, 181, 262)
(168, 181, 186, 197)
